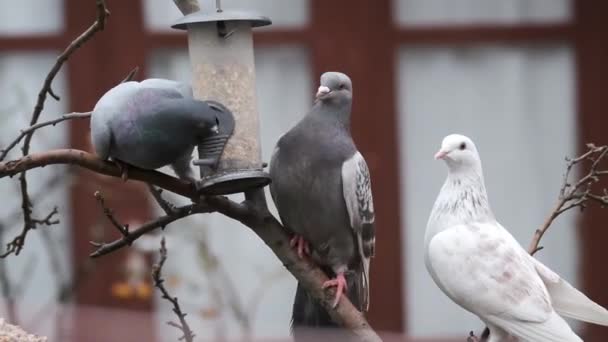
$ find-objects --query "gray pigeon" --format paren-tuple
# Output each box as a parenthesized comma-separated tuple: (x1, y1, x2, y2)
(269, 72, 375, 336)
(90, 78, 223, 181)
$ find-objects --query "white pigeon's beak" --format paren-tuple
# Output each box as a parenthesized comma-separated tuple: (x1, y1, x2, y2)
(316, 85, 331, 99)
(434, 149, 449, 160)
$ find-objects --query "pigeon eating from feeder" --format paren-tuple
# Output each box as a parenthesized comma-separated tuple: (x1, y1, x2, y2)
(425, 134, 608, 342)
(90, 78, 233, 182)
(269, 72, 375, 336)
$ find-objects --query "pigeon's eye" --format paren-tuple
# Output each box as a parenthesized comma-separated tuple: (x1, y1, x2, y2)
(339, 84, 345, 90)
(215, 117, 220, 126)
(459, 142, 466, 150)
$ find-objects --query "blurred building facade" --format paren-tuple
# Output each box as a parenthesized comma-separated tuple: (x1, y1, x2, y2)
(0, 0, 607, 341)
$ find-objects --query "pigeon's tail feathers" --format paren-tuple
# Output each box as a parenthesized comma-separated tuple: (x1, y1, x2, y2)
(89, 110, 113, 160)
(291, 281, 334, 330)
(532, 257, 608, 325)
(291, 269, 362, 341)
(487, 311, 582, 342)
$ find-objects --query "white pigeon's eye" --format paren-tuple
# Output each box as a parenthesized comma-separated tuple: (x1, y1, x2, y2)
(339, 84, 345, 90)
(459, 142, 466, 150)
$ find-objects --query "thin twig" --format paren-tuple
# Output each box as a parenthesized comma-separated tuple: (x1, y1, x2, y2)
(6, 0, 110, 259)
(152, 237, 195, 342)
(0, 63, 136, 161)
(121, 66, 140, 83)
(148, 184, 178, 215)
(90, 203, 209, 257)
(0, 112, 90, 162)
(94, 191, 129, 238)
(1, 171, 69, 227)
(0, 208, 60, 259)
(528, 144, 608, 255)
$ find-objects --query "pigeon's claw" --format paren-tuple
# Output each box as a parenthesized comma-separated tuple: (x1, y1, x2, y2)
(113, 160, 129, 182)
(322, 272, 347, 308)
(467, 331, 481, 342)
(289, 235, 311, 259)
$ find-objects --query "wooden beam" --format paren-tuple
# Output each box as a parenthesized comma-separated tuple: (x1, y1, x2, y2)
(310, 0, 405, 332)
(65, 0, 156, 339)
(575, 0, 608, 340)
(0, 36, 64, 51)
(395, 23, 573, 45)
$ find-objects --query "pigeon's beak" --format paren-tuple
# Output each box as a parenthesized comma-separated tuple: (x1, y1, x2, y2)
(316, 85, 331, 99)
(211, 125, 219, 134)
(434, 150, 449, 160)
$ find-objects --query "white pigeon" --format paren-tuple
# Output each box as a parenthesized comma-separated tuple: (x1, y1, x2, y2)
(425, 134, 608, 342)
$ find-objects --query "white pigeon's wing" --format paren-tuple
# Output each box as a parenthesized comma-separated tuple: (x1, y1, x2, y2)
(342, 151, 375, 310)
(486, 310, 582, 342)
(427, 221, 553, 323)
(531, 256, 608, 325)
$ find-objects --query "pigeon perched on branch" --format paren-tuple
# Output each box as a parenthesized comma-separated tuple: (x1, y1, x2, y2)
(90, 78, 225, 181)
(269, 72, 375, 336)
(426, 134, 608, 342)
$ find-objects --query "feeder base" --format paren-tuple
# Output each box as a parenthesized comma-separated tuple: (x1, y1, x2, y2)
(196, 169, 270, 195)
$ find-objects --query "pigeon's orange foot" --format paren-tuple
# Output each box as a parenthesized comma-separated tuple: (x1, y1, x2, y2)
(290, 235, 311, 259)
(322, 272, 347, 308)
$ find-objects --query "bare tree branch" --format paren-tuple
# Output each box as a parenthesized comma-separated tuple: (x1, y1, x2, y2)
(94, 191, 130, 238)
(528, 143, 608, 255)
(210, 190, 381, 341)
(148, 184, 178, 215)
(153, 237, 195, 342)
(89, 202, 210, 257)
(0, 208, 60, 259)
(0, 148, 380, 340)
(10, 153, 376, 340)
(121, 66, 140, 83)
(1, 112, 90, 161)
(0, 149, 197, 199)
(1, 0, 110, 259)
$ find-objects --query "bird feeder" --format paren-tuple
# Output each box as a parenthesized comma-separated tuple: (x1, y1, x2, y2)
(172, 0, 271, 195)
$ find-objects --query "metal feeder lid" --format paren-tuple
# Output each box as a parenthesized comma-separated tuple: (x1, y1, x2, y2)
(172, 9, 272, 30)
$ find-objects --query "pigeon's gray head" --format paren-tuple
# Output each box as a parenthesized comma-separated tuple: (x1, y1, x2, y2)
(435, 134, 482, 172)
(315, 72, 352, 105)
(199, 114, 220, 137)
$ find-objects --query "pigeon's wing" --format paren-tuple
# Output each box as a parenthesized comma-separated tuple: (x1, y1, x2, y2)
(531, 256, 608, 325)
(341, 150, 375, 310)
(140, 79, 192, 98)
(485, 310, 581, 342)
(428, 222, 553, 320)
(428, 221, 583, 340)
